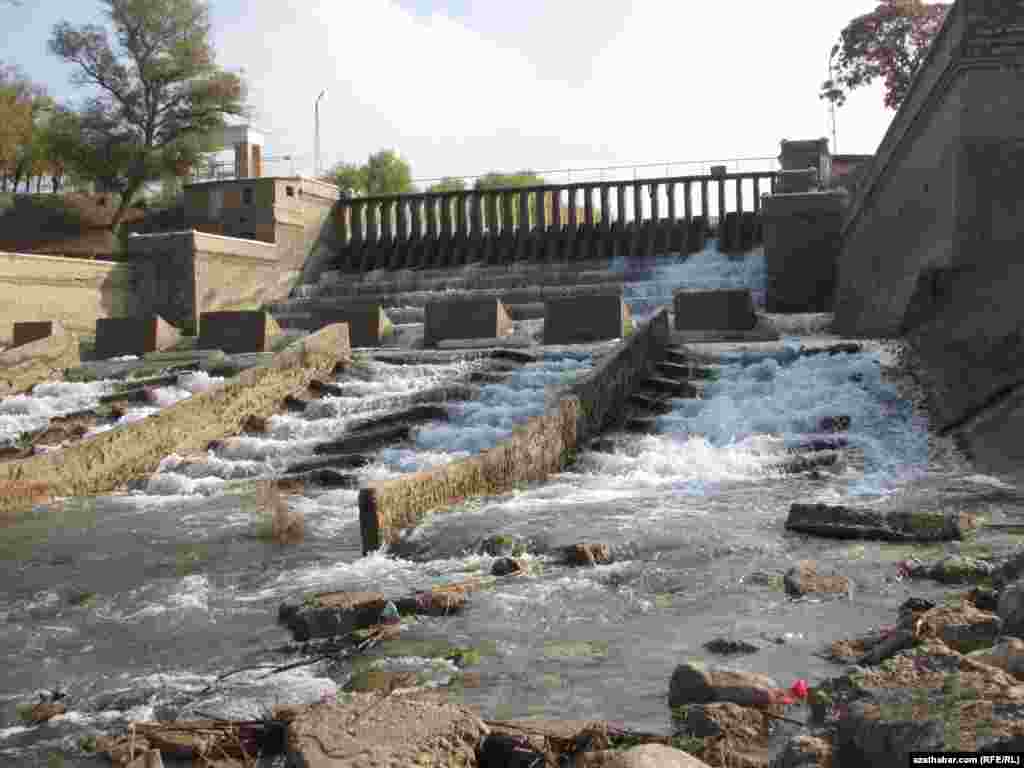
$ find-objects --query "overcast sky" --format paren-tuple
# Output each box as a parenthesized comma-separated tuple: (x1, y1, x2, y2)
(3, 0, 897, 184)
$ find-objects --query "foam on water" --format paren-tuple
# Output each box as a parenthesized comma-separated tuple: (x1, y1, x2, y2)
(0, 380, 116, 445)
(611, 240, 767, 318)
(409, 355, 592, 463)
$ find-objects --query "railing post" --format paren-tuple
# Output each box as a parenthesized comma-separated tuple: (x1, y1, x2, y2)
(649, 181, 661, 255)
(350, 202, 364, 272)
(438, 195, 454, 268)
(423, 195, 438, 268)
(583, 185, 594, 261)
(517, 188, 530, 263)
(631, 181, 643, 259)
(501, 190, 515, 264)
(394, 199, 408, 269)
(616, 183, 628, 259)
(547, 188, 562, 263)
(717, 179, 726, 245)
(454, 192, 467, 266)
(734, 177, 745, 252)
(485, 191, 499, 265)
(470, 191, 483, 265)
(364, 201, 380, 271)
(599, 184, 611, 260)
(566, 186, 578, 262)
(408, 197, 422, 269)
(532, 188, 546, 263)
(667, 182, 683, 255)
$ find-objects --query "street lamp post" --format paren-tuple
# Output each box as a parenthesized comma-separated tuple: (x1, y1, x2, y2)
(314, 89, 327, 177)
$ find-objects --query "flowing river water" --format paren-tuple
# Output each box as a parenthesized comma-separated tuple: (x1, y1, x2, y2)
(2, 243, 1023, 767)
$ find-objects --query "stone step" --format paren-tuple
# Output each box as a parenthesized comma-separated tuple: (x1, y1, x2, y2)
(347, 404, 449, 433)
(284, 453, 374, 475)
(313, 424, 412, 455)
(656, 360, 720, 380)
(310, 282, 628, 307)
(642, 376, 701, 398)
(625, 416, 659, 433)
(629, 393, 673, 415)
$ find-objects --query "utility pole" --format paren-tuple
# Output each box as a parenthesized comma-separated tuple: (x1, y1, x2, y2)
(314, 89, 327, 177)
(827, 51, 838, 154)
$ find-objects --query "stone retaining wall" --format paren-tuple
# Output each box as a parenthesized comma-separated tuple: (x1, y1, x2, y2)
(0, 323, 351, 518)
(357, 309, 670, 553)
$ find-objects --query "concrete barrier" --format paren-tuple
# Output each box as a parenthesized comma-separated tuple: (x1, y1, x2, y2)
(12, 321, 63, 349)
(674, 289, 757, 331)
(762, 192, 846, 313)
(0, 323, 351, 518)
(422, 297, 513, 347)
(358, 309, 670, 553)
(543, 294, 631, 345)
(0, 322, 80, 397)
(198, 310, 282, 353)
(290, 305, 392, 347)
(95, 314, 182, 359)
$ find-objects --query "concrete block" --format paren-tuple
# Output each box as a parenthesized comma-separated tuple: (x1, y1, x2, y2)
(544, 294, 631, 344)
(422, 297, 512, 347)
(13, 321, 65, 349)
(94, 315, 181, 359)
(198, 311, 282, 354)
(762, 191, 846, 313)
(673, 289, 757, 331)
(304, 305, 392, 347)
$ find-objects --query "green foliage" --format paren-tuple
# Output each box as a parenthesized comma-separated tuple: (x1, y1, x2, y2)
(474, 170, 546, 227)
(49, 0, 248, 230)
(78, 735, 98, 753)
(426, 176, 466, 193)
(821, 0, 950, 111)
(327, 149, 414, 197)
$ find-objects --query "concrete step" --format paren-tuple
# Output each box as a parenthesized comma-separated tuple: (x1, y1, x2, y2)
(625, 415, 659, 433)
(656, 361, 721, 380)
(629, 393, 673, 415)
(312, 282, 628, 307)
(642, 376, 701, 398)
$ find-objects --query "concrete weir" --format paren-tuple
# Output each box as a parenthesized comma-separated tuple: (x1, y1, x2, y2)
(358, 309, 670, 554)
(0, 323, 351, 518)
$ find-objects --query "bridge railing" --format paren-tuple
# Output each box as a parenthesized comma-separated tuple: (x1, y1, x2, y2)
(332, 170, 780, 272)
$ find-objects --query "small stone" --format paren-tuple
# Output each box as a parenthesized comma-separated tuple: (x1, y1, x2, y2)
(242, 414, 268, 433)
(490, 557, 525, 577)
(477, 534, 523, 558)
(818, 414, 851, 432)
(703, 638, 761, 656)
(564, 542, 612, 566)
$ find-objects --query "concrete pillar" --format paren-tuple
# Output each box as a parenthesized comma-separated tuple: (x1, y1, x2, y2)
(234, 142, 250, 178)
(251, 144, 262, 178)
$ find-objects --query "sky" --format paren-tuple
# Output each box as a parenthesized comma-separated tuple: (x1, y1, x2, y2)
(1, 0, 898, 185)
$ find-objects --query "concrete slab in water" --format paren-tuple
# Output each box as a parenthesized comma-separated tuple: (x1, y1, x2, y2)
(95, 314, 181, 358)
(198, 311, 282, 354)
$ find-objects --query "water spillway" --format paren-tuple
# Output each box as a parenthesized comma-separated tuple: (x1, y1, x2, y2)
(0, 242, 1018, 767)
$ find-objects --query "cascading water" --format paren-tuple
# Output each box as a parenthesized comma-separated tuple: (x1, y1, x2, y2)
(0, 241, 1013, 767)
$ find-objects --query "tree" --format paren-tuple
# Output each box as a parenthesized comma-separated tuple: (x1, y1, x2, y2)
(821, 0, 950, 111)
(49, 0, 247, 232)
(0, 63, 44, 193)
(324, 150, 415, 197)
(426, 176, 466, 193)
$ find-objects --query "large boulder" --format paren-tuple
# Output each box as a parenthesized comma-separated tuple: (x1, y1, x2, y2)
(286, 690, 487, 768)
(998, 580, 1024, 638)
(968, 637, 1024, 680)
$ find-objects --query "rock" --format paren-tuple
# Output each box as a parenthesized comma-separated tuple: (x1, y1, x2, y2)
(818, 415, 851, 432)
(898, 597, 935, 618)
(783, 560, 852, 598)
(668, 662, 779, 708)
(968, 637, 1024, 680)
(490, 557, 526, 577)
(800, 343, 862, 357)
(242, 414, 269, 433)
(286, 690, 488, 767)
(776, 451, 844, 475)
(857, 629, 916, 666)
(785, 503, 974, 542)
(916, 600, 1004, 654)
(996, 547, 1024, 589)
(24, 700, 66, 723)
(346, 670, 421, 694)
(564, 543, 612, 567)
(968, 585, 999, 612)
(477, 732, 546, 767)
(125, 750, 164, 768)
(908, 554, 995, 584)
(702, 638, 761, 656)
(998, 580, 1024, 637)
(599, 744, 712, 767)
(795, 436, 848, 452)
(769, 734, 834, 768)
(478, 534, 525, 558)
(279, 591, 387, 641)
(590, 438, 617, 454)
(834, 699, 944, 768)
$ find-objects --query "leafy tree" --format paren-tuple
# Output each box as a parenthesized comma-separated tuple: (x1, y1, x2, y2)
(325, 150, 415, 197)
(49, 0, 247, 232)
(0, 63, 43, 193)
(821, 0, 950, 111)
(426, 176, 466, 193)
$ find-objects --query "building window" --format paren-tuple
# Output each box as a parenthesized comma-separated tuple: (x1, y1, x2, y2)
(286, 186, 295, 197)
(242, 187, 253, 205)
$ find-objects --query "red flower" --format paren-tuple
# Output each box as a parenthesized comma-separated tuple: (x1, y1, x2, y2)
(790, 679, 809, 701)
